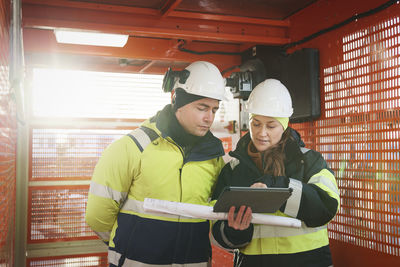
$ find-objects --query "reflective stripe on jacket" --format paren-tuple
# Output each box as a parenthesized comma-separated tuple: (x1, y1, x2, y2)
(85, 106, 225, 266)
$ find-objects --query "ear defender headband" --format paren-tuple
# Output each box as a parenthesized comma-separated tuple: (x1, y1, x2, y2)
(172, 88, 206, 111)
(162, 68, 190, 93)
(250, 113, 289, 130)
(274, 117, 289, 130)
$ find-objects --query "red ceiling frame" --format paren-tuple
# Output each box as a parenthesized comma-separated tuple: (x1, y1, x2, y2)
(21, 0, 291, 73)
(169, 11, 290, 26)
(22, 2, 290, 45)
(22, 28, 243, 62)
(21, 0, 160, 15)
(22, 0, 290, 27)
(161, 0, 184, 17)
(139, 61, 157, 73)
(23, 28, 242, 73)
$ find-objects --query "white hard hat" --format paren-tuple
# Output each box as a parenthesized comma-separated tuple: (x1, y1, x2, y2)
(173, 61, 227, 101)
(244, 78, 293, 117)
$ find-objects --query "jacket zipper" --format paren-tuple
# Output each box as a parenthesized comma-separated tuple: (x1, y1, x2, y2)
(165, 137, 185, 203)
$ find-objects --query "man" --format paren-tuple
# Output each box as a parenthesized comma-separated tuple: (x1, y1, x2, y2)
(85, 61, 227, 266)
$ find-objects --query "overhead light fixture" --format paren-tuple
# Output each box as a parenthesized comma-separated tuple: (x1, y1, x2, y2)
(54, 29, 129, 47)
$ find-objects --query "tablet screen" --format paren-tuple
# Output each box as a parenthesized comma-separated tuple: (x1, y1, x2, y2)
(213, 186, 292, 213)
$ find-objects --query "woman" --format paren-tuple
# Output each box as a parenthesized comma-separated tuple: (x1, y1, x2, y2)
(211, 79, 339, 267)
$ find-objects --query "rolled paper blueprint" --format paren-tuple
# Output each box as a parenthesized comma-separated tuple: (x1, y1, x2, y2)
(143, 198, 301, 228)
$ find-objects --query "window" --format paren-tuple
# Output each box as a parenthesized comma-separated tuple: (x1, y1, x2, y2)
(32, 68, 170, 119)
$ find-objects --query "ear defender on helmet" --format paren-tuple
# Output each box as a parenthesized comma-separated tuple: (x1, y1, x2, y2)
(162, 68, 190, 93)
(164, 61, 227, 101)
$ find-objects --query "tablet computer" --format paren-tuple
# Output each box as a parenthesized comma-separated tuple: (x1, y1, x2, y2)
(213, 186, 292, 213)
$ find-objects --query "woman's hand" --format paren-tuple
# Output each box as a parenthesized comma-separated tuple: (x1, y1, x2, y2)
(250, 182, 268, 188)
(227, 205, 252, 230)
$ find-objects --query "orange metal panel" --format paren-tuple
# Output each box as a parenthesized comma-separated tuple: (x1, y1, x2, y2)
(211, 245, 234, 266)
(330, 240, 400, 266)
(287, 0, 395, 53)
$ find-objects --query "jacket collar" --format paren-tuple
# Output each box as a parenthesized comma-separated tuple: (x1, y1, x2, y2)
(145, 104, 225, 162)
(229, 132, 261, 175)
(229, 128, 305, 173)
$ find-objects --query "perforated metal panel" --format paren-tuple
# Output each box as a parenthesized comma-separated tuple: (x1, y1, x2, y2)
(0, 0, 16, 265)
(295, 16, 400, 257)
(30, 128, 130, 181)
(27, 126, 135, 244)
(28, 186, 95, 242)
(287, 121, 315, 149)
(27, 253, 108, 267)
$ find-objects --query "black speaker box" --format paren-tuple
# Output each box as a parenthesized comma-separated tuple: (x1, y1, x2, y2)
(242, 46, 320, 122)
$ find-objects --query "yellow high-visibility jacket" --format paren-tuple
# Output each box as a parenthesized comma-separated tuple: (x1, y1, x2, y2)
(86, 105, 225, 266)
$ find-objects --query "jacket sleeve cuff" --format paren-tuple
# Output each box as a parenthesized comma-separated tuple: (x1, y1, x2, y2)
(222, 222, 254, 248)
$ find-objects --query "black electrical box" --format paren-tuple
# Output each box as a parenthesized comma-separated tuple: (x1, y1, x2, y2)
(241, 46, 320, 122)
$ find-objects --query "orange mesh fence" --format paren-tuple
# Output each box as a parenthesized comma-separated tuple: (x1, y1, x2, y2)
(28, 128, 132, 243)
(27, 185, 95, 243)
(289, 121, 316, 150)
(292, 14, 400, 257)
(27, 253, 108, 267)
(30, 128, 132, 181)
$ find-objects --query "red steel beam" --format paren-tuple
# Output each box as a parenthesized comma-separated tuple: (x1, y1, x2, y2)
(161, 0, 184, 17)
(139, 61, 157, 73)
(23, 28, 241, 72)
(22, 0, 159, 16)
(288, 0, 393, 49)
(30, 60, 171, 75)
(22, 3, 290, 45)
(22, 0, 289, 27)
(169, 11, 290, 27)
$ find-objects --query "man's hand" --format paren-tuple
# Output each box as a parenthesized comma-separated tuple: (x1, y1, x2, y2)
(227, 205, 252, 230)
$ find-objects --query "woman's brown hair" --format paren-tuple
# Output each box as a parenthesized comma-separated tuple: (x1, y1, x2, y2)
(262, 128, 292, 176)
